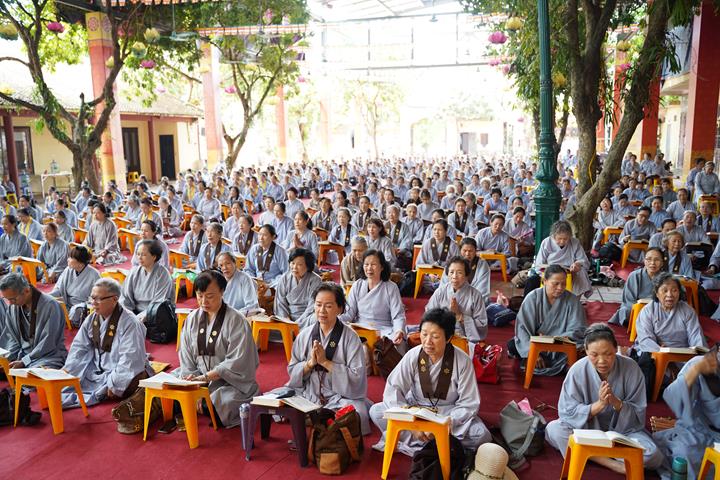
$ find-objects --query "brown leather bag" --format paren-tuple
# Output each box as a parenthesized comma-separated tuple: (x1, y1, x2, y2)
(373, 336, 403, 379)
(111, 387, 162, 434)
(308, 408, 363, 475)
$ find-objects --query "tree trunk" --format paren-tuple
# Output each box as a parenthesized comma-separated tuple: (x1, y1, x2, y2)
(224, 121, 251, 171)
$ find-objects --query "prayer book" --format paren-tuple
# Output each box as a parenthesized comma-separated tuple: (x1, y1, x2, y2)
(247, 314, 295, 324)
(9, 368, 76, 381)
(479, 250, 498, 255)
(416, 263, 444, 270)
(175, 307, 193, 315)
(351, 323, 379, 332)
(139, 372, 206, 390)
(530, 335, 575, 345)
(251, 394, 321, 413)
(0, 347, 8, 358)
(149, 361, 171, 374)
(383, 407, 450, 425)
(313, 227, 329, 233)
(658, 346, 709, 355)
(714, 442, 720, 453)
(629, 238, 649, 244)
(8, 256, 37, 263)
(572, 429, 644, 450)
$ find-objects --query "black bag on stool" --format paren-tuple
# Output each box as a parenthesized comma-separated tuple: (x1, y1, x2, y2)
(145, 301, 177, 344)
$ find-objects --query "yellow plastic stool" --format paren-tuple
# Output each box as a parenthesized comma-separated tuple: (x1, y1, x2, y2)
(101, 269, 128, 283)
(11, 257, 47, 286)
(479, 252, 508, 282)
(13, 374, 89, 434)
(72, 227, 88, 244)
(679, 277, 699, 315)
(118, 228, 141, 254)
(602, 227, 623, 245)
(29, 239, 43, 257)
(0, 357, 14, 388)
(620, 241, 649, 268)
(143, 386, 217, 449)
(561, 435, 644, 479)
(699, 446, 720, 479)
(627, 302, 647, 342)
(175, 308, 193, 352)
(382, 419, 451, 480)
(174, 274, 194, 303)
(411, 245, 421, 269)
(169, 250, 190, 269)
(413, 265, 444, 298)
(524, 340, 578, 389)
(252, 320, 299, 362)
(650, 351, 699, 401)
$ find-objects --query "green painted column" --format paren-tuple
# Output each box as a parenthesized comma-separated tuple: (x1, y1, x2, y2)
(533, 0, 561, 253)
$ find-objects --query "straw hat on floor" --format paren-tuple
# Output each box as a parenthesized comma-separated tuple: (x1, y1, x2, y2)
(467, 443, 519, 480)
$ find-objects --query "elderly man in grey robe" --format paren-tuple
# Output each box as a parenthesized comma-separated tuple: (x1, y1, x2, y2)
(179, 270, 260, 428)
(281, 283, 371, 433)
(427, 257, 488, 351)
(0, 273, 67, 369)
(274, 248, 322, 329)
(546, 324, 664, 474)
(0, 215, 32, 271)
(62, 278, 153, 408)
(534, 220, 592, 296)
(217, 252, 258, 314)
(619, 207, 656, 264)
(120, 240, 175, 319)
(654, 352, 720, 479)
(509, 265, 587, 377)
(370, 308, 491, 456)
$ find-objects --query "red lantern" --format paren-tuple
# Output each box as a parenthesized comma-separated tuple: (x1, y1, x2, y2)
(140, 59, 156, 69)
(47, 22, 65, 34)
(488, 31, 507, 44)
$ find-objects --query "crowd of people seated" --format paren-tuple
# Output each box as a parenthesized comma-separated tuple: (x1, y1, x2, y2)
(0, 153, 720, 478)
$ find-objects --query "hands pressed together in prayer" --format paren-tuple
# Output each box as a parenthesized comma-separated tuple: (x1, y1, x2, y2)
(592, 380, 622, 414)
(305, 340, 333, 372)
(449, 297, 463, 321)
(569, 261, 582, 274)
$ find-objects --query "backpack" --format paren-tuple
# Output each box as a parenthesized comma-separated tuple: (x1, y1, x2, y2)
(597, 242, 622, 262)
(486, 303, 516, 327)
(111, 387, 162, 434)
(408, 435, 467, 480)
(398, 270, 417, 297)
(308, 407, 363, 475)
(373, 337, 403, 379)
(145, 301, 177, 344)
(497, 400, 546, 470)
(0, 387, 40, 427)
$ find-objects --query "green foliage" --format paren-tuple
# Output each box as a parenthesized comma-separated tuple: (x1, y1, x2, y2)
(343, 79, 403, 158)
(37, 21, 87, 71)
(442, 91, 495, 121)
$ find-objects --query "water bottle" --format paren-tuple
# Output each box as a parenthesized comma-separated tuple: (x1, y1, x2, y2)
(671, 457, 687, 480)
(239, 403, 250, 451)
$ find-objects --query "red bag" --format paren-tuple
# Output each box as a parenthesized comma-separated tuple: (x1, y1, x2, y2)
(473, 344, 502, 384)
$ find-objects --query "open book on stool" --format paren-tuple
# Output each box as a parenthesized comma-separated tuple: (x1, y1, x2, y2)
(247, 314, 295, 324)
(251, 388, 321, 413)
(658, 346, 709, 354)
(530, 335, 575, 345)
(573, 429, 645, 450)
(9, 368, 77, 381)
(139, 371, 206, 390)
(382, 406, 450, 425)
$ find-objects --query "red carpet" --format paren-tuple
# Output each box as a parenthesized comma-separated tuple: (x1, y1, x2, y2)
(1, 259, 714, 479)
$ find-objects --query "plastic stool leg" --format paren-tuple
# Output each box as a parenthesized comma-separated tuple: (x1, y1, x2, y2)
(413, 272, 423, 299)
(289, 411, 309, 467)
(143, 391, 155, 441)
(566, 448, 590, 480)
(37, 386, 49, 409)
(524, 343, 539, 389)
(202, 391, 218, 430)
(281, 328, 294, 362)
(73, 379, 89, 417)
(560, 444, 572, 478)
(434, 431, 451, 480)
(499, 260, 508, 282)
(44, 384, 65, 434)
(160, 397, 174, 422)
(179, 398, 200, 449)
(625, 452, 645, 480)
(381, 422, 401, 479)
(13, 380, 24, 427)
(652, 357, 670, 401)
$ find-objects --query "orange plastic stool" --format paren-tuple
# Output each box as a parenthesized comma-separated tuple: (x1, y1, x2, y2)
(72, 227, 88, 244)
(56, 299, 73, 330)
(0, 357, 14, 388)
(414, 266, 444, 298)
(602, 227, 623, 245)
(143, 386, 217, 449)
(29, 239, 43, 257)
(479, 252, 508, 282)
(174, 274, 194, 303)
(524, 341, 578, 389)
(101, 269, 128, 283)
(118, 228, 141, 254)
(411, 245, 421, 269)
(620, 241, 648, 268)
(450, 335, 469, 354)
(627, 302, 647, 342)
(650, 351, 698, 401)
(313, 227, 329, 241)
(317, 241, 345, 266)
(252, 320, 299, 362)
(13, 374, 89, 434)
(11, 257, 47, 286)
(234, 254, 246, 270)
(382, 419, 451, 480)
(175, 308, 193, 352)
(112, 216, 133, 232)
(699, 446, 720, 479)
(350, 325, 380, 376)
(561, 435, 645, 480)
(168, 249, 190, 269)
(679, 278, 699, 315)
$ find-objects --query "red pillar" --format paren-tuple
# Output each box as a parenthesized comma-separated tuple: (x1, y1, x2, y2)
(148, 118, 158, 183)
(640, 78, 660, 159)
(86, 12, 126, 192)
(276, 84, 287, 163)
(2, 114, 19, 194)
(611, 51, 627, 140)
(683, 0, 720, 174)
(596, 97, 606, 154)
(200, 41, 224, 169)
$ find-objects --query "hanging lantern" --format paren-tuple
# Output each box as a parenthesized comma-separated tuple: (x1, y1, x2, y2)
(506, 17, 523, 32)
(0, 84, 14, 96)
(618, 62, 631, 73)
(105, 56, 114, 69)
(140, 59, 156, 69)
(46, 22, 65, 34)
(501, 64, 511, 75)
(155, 86, 166, 94)
(144, 27, 160, 44)
(131, 42, 147, 59)
(0, 23, 19, 41)
(489, 58, 501, 67)
(616, 40, 631, 52)
(552, 72, 567, 88)
(488, 31, 507, 45)
(224, 85, 237, 94)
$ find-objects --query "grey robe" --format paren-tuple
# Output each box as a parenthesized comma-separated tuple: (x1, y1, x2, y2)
(512, 288, 587, 376)
(338, 279, 406, 338)
(367, 236, 397, 269)
(85, 219, 125, 265)
(284, 322, 370, 434)
(18, 219, 43, 241)
(592, 210, 624, 249)
(608, 268, 656, 326)
(196, 241, 231, 271)
(0, 230, 32, 269)
(62, 307, 152, 407)
(223, 270, 259, 313)
(131, 236, 171, 271)
(57, 223, 74, 244)
(37, 238, 69, 279)
(654, 356, 720, 479)
(282, 229, 319, 258)
(49, 265, 101, 326)
(2, 291, 67, 368)
(620, 220, 657, 263)
(634, 301, 706, 353)
(120, 263, 174, 315)
(244, 242, 289, 287)
(328, 224, 359, 254)
(179, 305, 260, 427)
(274, 271, 322, 329)
(180, 230, 208, 262)
(369, 345, 491, 456)
(426, 282, 488, 345)
(439, 257, 491, 305)
(535, 236, 592, 296)
(416, 236, 460, 268)
(545, 356, 664, 469)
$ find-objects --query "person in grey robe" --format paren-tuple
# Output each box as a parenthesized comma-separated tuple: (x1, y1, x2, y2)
(53, 210, 74, 244)
(217, 252, 258, 314)
(37, 223, 69, 283)
(370, 308, 491, 456)
(282, 211, 319, 258)
(62, 278, 153, 408)
(426, 257, 488, 349)
(284, 188, 305, 220)
(50, 246, 101, 327)
(130, 220, 171, 271)
(694, 161, 720, 202)
(328, 208, 359, 255)
(667, 189, 696, 222)
(677, 211, 710, 245)
(633, 273, 706, 353)
(416, 219, 460, 268)
(663, 231, 695, 278)
(274, 248, 322, 329)
(508, 265, 587, 377)
(403, 204, 426, 244)
(475, 214, 516, 272)
(619, 207, 656, 263)
(385, 206, 413, 271)
(270, 203, 295, 246)
(421, 210, 458, 242)
(350, 196, 377, 233)
(85, 204, 125, 266)
(196, 189, 222, 221)
(592, 198, 625, 250)
(179, 270, 260, 428)
(0, 215, 32, 271)
(120, 240, 174, 319)
(546, 324, 664, 474)
(338, 249, 406, 344)
(439, 237, 491, 305)
(281, 283, 371, 433)
(196, 222, 231, 271)
(533, 220, 592, 297)
(0, 273, 66, 368)
(135, 198, 163, 231)
(609, 247, 664, 326)
(231, 215, 258, 256)
(447, 197, 474, 237)
(653, 352, 720, 479)
(17, 208, 43, 242)
(365, 218, 398, 269)
(223, 201, 246, 242)
(179, 215, 207, 267)
(310, 199, 336, 232)
(649, 219, 677, 249)
(340, 236, 367, 284)
(244, 225, 289, 288)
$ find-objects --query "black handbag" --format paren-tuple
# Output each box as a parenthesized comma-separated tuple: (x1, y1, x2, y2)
(408, 435, 466, 480)
(144, 301, 177, 344)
